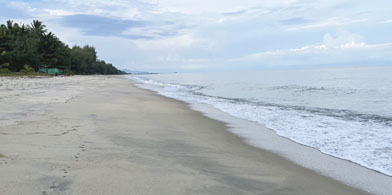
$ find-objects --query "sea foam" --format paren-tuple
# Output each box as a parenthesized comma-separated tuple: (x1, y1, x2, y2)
(130, 69, 392, 177)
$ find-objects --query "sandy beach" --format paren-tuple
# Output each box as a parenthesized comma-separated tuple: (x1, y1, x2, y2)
(0, 75, 369, 195)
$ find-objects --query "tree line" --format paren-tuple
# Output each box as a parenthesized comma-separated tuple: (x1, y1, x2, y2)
(0, 20, 124, 75)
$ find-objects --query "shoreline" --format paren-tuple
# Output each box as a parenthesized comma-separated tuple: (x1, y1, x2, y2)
(132, 76, 392, 195)
(130, 69, 392, 179)
(0, 76, 370, 194)
(187, 101, 392, 195)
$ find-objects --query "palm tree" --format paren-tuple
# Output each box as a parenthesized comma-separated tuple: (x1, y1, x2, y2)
(6, 20, 14, 31)
(30, 20, 47, 35)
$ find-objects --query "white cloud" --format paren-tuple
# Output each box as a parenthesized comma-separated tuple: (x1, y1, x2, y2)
(380, 19, 392, 24)
(322, 31, 364, 48)
(250, 31, 367, 57)
(154, 0, 299, 15)
(136, 34, 202, 49)
(44, 0, 144, 19)
(43, 9, 78, 17)
(287, 17, 366, 31)
(236, 31, 392, 67)
(121, 22, 183, 39)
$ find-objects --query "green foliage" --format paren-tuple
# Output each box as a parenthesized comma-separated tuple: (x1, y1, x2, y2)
(0, 61, 11, 73)
(0, 62, 9, 68)
(64, 68, 74, 76)
(20, 64, 35, 74)
(0, 20, 124, 75)
(0, 68, 11, 73)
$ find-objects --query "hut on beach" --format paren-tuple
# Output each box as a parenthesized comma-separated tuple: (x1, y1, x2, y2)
(39, 68, 63, 75)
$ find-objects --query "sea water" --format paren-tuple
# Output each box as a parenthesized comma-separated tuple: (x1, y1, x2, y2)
(130, 66, 392, 177)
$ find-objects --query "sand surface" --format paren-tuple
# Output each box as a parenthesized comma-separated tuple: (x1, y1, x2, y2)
(0, 76, 369, 195)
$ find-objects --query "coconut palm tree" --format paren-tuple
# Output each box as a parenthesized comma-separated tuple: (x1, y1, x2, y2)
(30, 20, 47, 35)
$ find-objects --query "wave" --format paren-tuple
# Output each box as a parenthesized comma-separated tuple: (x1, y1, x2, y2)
(135, 76, 392, 126)
(270, 85, 357, 95)
(131, 76, 392, 177)
(191, 92, 392, 127)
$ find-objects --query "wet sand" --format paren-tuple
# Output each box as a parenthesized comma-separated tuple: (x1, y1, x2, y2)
(0, 76, 369, 194)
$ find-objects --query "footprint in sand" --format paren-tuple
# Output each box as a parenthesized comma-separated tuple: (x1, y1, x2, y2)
(79, 144, 86, 152)
(62, 166, 71, 177)
(49, 128, 78, 136)
(80, 144, 86, 152)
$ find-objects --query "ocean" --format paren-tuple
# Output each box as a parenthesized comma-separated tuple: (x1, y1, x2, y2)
(129, 65, 392, 177)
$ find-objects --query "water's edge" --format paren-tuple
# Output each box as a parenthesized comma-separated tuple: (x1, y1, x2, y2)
(131, 75, 392, 177)
(129, 76, 392, 195)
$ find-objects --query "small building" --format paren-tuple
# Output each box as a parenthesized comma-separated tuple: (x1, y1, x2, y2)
(39, 68, 63, 75)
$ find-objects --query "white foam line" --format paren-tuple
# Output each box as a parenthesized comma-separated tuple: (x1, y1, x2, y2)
(128, 75, 392, 195)
(188, 102, 392, 195)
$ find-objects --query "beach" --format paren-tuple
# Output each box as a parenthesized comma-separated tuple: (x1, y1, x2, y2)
(0, 76, 369, 195)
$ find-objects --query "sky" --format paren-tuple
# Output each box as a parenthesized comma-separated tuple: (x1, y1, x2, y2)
(1, 0, 392, 72)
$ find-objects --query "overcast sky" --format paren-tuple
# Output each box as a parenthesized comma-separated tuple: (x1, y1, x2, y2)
(1, 0, 392, 72)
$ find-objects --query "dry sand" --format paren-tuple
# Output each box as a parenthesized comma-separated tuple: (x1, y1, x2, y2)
(0, 76, 369, 195)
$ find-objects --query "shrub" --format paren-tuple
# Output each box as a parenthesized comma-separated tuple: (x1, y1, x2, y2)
(20, 64, 35, 74)
(0, 68, 11, 73)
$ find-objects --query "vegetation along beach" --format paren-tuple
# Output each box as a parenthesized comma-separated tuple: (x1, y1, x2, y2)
(0, 20, 123, 76)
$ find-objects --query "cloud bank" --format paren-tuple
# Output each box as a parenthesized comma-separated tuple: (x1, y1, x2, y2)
(1, 0, 392, 71)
